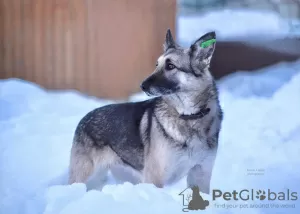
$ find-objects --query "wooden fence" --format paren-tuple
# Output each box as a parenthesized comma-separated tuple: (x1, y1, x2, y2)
(0, 0, 176, 99)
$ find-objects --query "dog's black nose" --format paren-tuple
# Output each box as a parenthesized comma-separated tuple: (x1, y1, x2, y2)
(141, 76, 155, 92)
(140, 82, 148, 91)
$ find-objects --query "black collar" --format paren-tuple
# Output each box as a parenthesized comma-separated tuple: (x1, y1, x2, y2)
(179, 107, 210, 120)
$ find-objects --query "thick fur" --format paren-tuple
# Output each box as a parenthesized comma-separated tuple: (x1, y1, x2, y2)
(68, 30, 223, 194)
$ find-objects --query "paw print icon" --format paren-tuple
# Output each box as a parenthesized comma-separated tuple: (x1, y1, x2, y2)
(256, 190, 266, 200)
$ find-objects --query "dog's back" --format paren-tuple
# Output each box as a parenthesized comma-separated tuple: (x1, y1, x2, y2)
(75, 98, 156, 150)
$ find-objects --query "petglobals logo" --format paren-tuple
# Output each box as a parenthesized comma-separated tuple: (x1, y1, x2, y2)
(178, 186, 298, 212)
(212, 189, 298, 201)
(212, 189, 298, 210)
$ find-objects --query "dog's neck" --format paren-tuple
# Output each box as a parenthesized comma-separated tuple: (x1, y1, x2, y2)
(163, 83, 217, 119)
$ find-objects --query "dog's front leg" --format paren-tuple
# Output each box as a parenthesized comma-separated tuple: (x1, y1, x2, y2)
(187, 164, 211, 194)
(142, 157, 165, 188)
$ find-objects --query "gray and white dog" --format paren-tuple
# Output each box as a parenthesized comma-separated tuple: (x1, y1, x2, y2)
(68, 29, 223, 194)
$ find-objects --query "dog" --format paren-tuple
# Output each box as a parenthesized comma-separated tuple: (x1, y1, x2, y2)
(68, 29, 223, 194)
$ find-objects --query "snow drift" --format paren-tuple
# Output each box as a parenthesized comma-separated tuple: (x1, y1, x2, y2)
(1, 59, 300, 214)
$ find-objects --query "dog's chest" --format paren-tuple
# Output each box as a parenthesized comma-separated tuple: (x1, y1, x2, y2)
(151, 129, 209, 184)
(149, 115, 213, 183)
(175, 136, 209, 166)
(168, 137, 210, 184)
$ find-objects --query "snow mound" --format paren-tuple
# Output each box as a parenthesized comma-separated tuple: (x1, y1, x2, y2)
(178, 9, 291, 46)
(217, 60, 300, 98)
(44, 183, 183, 214)
(1, 60, 300, 214)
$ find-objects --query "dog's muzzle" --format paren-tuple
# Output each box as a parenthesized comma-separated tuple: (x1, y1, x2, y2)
(140, 73, 178, 96)
(140, 76, 154, 93)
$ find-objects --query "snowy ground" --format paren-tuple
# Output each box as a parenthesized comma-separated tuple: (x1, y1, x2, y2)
(1, 59, 300, 214)
(1, 9, 300, 214)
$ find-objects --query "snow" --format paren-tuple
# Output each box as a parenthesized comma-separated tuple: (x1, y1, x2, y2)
(1, 60, 300, 214)
(1, 9, 300, 214)
(217, 60, 300, 98)
(178, 9, 292, 46)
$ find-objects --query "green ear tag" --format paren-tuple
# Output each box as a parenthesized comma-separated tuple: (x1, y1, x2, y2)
(200, 39, 216, 48)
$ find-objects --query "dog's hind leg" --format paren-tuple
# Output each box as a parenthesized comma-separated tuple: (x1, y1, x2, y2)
(85, 146, 122, 190)
(69, 136, 122, 191)
(68, 145, 108, 191)
(68, 143, 95, 185)
(85, 165, 108, 191)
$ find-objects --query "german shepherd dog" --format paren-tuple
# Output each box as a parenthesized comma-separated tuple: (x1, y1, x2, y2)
(68, 29, 223, 194)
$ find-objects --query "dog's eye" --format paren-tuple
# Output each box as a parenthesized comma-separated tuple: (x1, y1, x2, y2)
(166, 63, 175, 70)
(156, 62, 158, 67)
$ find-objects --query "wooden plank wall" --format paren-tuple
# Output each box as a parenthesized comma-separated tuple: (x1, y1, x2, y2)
(0, 0, 176, 99)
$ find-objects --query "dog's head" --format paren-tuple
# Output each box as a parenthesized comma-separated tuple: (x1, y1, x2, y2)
(141, 29, 216, 96)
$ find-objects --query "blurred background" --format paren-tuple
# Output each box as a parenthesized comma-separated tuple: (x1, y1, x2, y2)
(1, 0, 300, 99)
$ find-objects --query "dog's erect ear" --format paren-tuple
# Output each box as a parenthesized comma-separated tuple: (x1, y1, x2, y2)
(189, 31, 216, 75)
(163, 29, 178, 51)
(189, 31, 216, 73)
